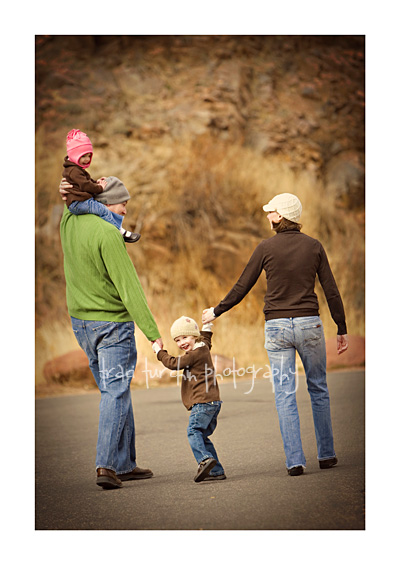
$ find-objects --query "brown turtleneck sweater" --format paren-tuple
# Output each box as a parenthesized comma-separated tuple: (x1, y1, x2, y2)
(214, 230, 347, 335)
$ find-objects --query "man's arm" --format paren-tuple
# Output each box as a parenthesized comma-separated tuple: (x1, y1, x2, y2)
(100, 229, 161, 342)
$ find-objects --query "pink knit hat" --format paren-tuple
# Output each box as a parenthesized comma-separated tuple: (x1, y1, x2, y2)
(66, 129, 93, 168)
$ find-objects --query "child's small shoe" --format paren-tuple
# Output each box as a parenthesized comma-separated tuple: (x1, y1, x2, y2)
(194, 458, 217, 483)
(120, 228, 141, 243)
(203, 473, 226, 481)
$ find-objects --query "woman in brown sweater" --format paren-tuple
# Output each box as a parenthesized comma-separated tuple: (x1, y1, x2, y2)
(203, 193, 348, 477)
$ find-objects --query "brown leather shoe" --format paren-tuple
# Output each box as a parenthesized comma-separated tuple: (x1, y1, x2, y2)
(194, 458, 217, 482)
(96, 468, 123, 489)
(117, 466, 153, 481)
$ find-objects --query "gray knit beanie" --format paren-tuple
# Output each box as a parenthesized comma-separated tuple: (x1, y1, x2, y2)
(95, 176, 131, 205)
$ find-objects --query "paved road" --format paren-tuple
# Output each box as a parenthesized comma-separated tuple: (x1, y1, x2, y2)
(35, 370, 364, 530)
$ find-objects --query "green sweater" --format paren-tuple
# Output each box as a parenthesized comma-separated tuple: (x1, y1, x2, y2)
(60, 207, 161, 341)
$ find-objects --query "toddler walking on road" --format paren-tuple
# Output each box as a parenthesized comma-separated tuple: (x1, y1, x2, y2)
(152, 316, 226, 482)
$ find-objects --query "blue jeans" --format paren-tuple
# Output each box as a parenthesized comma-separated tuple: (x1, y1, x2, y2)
(69, 198, 123, 231)
(71, 317, 137, 473)
(264, 316, 335, 469)
(187, 401, 225, 476)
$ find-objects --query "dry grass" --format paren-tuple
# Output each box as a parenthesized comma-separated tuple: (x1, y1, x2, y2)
(35, 132, 364, 383)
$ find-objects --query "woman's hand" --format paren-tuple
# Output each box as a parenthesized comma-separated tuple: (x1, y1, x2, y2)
(337, 334, 349, 355)
(202, 308, 215, 324)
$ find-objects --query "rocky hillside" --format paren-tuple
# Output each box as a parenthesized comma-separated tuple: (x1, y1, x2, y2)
(35, 35, 365, 378)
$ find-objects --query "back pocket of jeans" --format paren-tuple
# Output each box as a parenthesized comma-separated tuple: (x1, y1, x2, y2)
(265, 328, 287, 350)
(91, 321, 119, 348)
(301, 324, 322, 344)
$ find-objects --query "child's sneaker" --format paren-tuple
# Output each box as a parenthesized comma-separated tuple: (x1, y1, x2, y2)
(203, 473, 226, 481)
(194, 458, 217, 482)
(120, 228, 141, 243)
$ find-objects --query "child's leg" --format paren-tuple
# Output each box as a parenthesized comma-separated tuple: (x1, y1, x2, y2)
(69, 199, 122, 230)
(187, 403, 223, 468)
(203, 408, 225, 476)
(69, 199, 141, 243)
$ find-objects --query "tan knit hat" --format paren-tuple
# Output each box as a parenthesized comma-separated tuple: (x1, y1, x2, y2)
(170, 316, 201, 340)
(262, 193, 302, 223)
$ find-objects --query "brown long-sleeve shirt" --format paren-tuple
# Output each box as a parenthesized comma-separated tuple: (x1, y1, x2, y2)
(214, 229, 347, 335)
(157, 331, 221, 410)
(62, 157, 103, 207)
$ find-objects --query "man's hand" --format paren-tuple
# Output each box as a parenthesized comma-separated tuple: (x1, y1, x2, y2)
(59, 178, 73, 201)
(337, 334, 349, 355)
(151, 338, 163, 353)
(202, 308, 215, 324)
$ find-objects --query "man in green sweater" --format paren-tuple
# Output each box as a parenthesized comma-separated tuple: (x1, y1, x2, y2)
(60, 177, 163, 489)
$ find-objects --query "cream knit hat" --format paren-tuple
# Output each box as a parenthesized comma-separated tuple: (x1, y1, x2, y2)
(263, 193, 302, 223)
(170, 316, 201, 340)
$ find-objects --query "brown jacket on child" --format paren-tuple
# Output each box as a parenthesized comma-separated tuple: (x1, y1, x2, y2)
(157, 331, 221, 410)
(63, 157, 103, 207)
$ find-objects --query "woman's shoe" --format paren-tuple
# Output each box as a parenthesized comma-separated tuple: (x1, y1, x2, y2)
(287, 466, 304, 476)
(319, 457, 338, 469)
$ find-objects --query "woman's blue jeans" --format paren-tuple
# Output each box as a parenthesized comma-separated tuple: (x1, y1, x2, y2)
(71, 317, 137, 473)
(69, 198, 123, 230)
(187, 402, 225, 476)
(264, 316, 336, 470)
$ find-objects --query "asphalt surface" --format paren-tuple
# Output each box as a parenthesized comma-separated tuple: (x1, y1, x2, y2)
(35, 370, 365, 530)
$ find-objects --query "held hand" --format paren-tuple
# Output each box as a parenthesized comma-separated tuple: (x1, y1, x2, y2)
(202, 308, 215, 324)
(337, 334, 349, 355)
(59, 178, 73, 201)
(151, 338, 164, 353)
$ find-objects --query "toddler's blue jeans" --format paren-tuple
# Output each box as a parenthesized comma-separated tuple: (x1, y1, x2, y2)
(187, 401, 225, 476)
(69, 198, 123, 230)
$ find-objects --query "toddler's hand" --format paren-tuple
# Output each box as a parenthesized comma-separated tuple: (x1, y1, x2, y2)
(97, 178, 107, 190)
(202, 322, 213, 332)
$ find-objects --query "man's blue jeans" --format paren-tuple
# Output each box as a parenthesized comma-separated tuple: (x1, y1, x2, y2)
(69, 198, 123, 231)
(187, 402, 225, 476)
(71, 317, 137, 473)
(264, 316, 336, 470)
